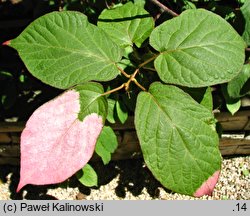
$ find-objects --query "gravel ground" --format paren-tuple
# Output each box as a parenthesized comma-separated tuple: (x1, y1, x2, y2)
(0, 156, 249, 200)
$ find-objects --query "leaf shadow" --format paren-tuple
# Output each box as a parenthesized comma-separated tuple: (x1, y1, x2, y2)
(0, 158, 173, 200)
(108, 159, 171, 198)
(98, 14, 151, 23)
(70, 158, 173, 199)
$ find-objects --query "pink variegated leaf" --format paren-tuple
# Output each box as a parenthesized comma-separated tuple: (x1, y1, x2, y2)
(194, 170, 220, 197)
(17, 82, 107, 192)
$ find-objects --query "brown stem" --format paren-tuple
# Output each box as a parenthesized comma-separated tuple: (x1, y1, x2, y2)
(126, 69, 140, 90)
(142, 66, 157, 72)
(133, 78, 147, 91)
(150, 0, 179, 17)
(125, 68, 147, 92)
(139, 55, 158, 68)
(246, 47, 250, 52)
(116, 66, 130, 78)
(103, 63, 149, 96)
(101, 84, 125, 96)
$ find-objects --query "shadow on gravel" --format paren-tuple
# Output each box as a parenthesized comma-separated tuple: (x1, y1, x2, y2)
(0, 159, 172, 200)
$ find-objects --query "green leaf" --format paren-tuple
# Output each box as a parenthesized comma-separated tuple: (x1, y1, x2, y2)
(226, 100, 241, 115)
(106, 99, 116, 124)
(242, 169, 249, 177)
(117, 58, 135, 71)
(182, 87, 213, 111)
(221, 84, 241, 115)
(74, 82, 108, 121)
(241, 0, 250, 45)
(238, 0, 246, 4)
(95, 126, 118, 165)
(183, 0, 196, 10)
(150, 9, 246, 87)
(76, 164, 98, 187)
(200, 87, 213, 112)
(98, 2, 154, 48)
(9, 11, 123, 89)
(116, 100, 128, 124)
(135, 82, 221, 196)
(227, 64, 250, 98)
(134, 0, 146, 6)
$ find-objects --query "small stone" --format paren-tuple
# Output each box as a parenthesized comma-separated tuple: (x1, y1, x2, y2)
(0, 156, 249, 200)
(76, 192, 86, 200)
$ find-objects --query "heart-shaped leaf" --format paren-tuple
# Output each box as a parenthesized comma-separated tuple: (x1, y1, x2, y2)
(135, 82, 221, 196)
(9, 11, 123, 89)
(98, 2, 154, 48)
(150, 9, 246, 87)
(17, 82, 107, 191)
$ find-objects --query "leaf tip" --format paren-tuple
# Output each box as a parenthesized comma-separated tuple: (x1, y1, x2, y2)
(193, 170, 220, 197)
(16, 181, 25, 193)
(2, 40, 11, 46)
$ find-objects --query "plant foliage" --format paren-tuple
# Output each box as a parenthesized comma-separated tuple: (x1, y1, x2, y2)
(7, 1, 248, 197)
